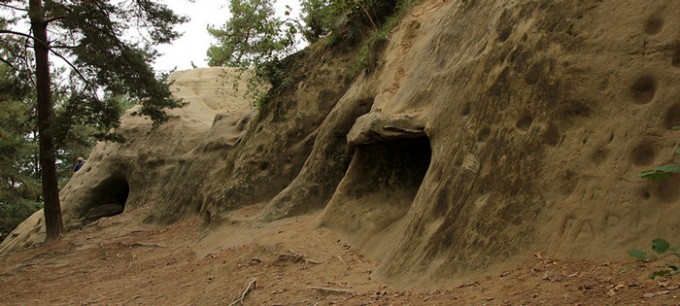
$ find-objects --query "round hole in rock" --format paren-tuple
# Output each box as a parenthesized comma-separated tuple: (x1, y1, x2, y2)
(516, 115, 533, 131)
(477, 127, 491, 142)
(83, 175, 129, 223)
(630, 143, 656, 166)
(644, 16, 664, 35)
(631, 76, 657, 104)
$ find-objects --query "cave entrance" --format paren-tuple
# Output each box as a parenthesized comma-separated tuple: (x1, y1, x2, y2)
(355, 137, 432, 197)
(341, 136, 432, 232)
(83, 175, 129, 223)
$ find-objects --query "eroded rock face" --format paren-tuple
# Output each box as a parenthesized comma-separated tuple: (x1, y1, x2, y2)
(263, 0, 680, 282)
(0, 67, 253, 253)
(5, 0, 680, 285)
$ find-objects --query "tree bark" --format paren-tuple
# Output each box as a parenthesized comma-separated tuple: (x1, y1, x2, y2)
(30, 0, 63, 241)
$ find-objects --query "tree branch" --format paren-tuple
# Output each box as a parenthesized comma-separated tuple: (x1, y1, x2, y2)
(0, 29, 100, 95)
(0, 29, 98, 97)
(50, 44, 78, 50)
(45, 16, 67, 24)
(0, 3, 28, 12)
(46, 49, 103, 109)
(0, 29, 38, 41)
(0, 57, 17, 70)
(0, 30, 51, 64)
(48, 49, 92, 88)
(22, 34, 36, 87)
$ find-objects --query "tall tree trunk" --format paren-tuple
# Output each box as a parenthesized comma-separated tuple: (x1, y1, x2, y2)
(30, 0, 63, 241)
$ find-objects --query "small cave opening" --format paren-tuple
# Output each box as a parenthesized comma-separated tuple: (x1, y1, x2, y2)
(340, 136, 432, 232)
(83, 175, 129, 223)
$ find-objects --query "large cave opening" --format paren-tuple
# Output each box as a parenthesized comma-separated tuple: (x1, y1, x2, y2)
(333, 136, 432, 235)
(82, 175, 129, 223)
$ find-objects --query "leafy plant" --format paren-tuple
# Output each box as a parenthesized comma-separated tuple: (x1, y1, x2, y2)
(639, 137, 680, 180)
(639, 164, 680, 180)
(628, 238, 680, 279)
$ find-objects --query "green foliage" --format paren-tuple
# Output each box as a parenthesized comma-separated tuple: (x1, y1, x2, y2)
(627, 249, 650, 261)
(299, 0, 416, 47)
(0, 200, 42, 242)
(639, 132, 680, 180)
(296, 0, 422, 73)
(649, 265, 680, 279)
(354, 0, 420, 72)
(207, 0, 296, 68)
(1, 0, 187, 239)
(629, 238, 680, 279)
(207, 0, 421, 111)
(207, 0, 298, 110)
(355, 25, 389, 73)
(653, 238, 672, 254)
(299, 0, 336, 43)
(62, 3, 186, 109)
(0, 65, 41, 240)
(2, 0, 187, 126)
(0, 60, 106, 241)
(639, 164, 680, 180)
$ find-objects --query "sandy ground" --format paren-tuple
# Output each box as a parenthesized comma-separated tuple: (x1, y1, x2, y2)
(1, 203, 679, 305)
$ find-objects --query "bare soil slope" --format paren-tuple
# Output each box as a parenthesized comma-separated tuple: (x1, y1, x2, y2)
(1, 206, 678, 305)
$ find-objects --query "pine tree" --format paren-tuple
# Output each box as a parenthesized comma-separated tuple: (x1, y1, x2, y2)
(0, 64, 41, 240)
(207, 0, 295, 68)
(0, 0, 187, 241)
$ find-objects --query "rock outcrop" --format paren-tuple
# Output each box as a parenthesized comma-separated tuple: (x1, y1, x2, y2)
(0, 67, 253, 252)
(264, 0, 680, 282)
(4, 0, 680, 285)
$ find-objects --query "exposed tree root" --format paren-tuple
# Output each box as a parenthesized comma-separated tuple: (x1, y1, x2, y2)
(269, 249, 321, 266)
(228, 278, 257, 306)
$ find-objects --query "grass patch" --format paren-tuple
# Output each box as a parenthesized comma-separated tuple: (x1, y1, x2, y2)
(354, 0, 422, 73)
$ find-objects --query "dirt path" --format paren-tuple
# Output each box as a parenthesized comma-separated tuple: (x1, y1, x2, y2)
(0, 204, 678, 305)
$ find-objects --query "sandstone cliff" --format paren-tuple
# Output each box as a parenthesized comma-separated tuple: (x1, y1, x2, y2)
(3, 0, 680, 284)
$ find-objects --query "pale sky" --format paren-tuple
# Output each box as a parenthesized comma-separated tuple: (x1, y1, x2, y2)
(154, 0, 301, 73)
